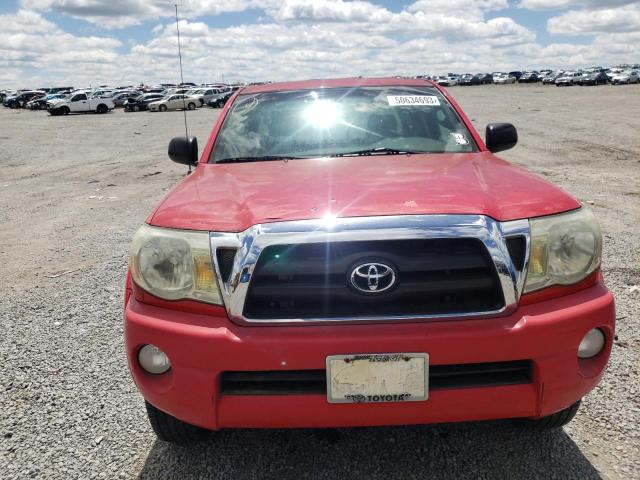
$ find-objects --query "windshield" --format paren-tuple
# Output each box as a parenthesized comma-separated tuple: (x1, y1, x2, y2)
(210, 86, 476, 163)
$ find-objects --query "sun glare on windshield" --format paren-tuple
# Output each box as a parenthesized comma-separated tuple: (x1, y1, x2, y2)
(303, 98, 341, 129)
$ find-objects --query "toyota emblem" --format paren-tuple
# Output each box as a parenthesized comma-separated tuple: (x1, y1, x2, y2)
(349, 262, 397, 294)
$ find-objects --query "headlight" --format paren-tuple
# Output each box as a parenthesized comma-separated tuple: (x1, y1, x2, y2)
(129, 224, 222, 304)
(524, 207, 601, 293)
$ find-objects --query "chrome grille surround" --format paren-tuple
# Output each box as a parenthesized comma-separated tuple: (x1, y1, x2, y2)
(210, 215, 530, 325)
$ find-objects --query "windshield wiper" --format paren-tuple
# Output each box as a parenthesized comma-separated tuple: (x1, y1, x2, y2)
(217, 148, 422, 163)
(216, 155, 307, 164)
(330, 147, 422, 157)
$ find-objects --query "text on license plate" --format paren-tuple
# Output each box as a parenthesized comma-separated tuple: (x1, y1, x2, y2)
(326, 353, 429, 403)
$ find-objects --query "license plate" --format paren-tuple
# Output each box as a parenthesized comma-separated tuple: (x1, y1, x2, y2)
(326, 353, 428, 403)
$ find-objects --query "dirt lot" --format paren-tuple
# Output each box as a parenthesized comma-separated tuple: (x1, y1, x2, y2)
(1, 83, 638, 479)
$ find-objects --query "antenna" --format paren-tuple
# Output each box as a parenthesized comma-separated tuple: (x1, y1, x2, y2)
(174, 3, 191, 174)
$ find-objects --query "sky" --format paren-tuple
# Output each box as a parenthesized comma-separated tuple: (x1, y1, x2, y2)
(1, 0, 639, 88)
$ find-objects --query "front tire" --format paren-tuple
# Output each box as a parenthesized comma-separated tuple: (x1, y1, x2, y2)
(159, 104, 167, 112)
(514, 400, 581, 430)
(145, 401, 210, 444)
(187, 102, 196, 110)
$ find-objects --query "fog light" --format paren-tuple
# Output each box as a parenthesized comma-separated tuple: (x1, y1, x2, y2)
(138, 344, 171, 374)
(578, 328, 605, 359)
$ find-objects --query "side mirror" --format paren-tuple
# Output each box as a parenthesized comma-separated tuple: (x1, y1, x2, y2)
(485, 123, 517, 153)
(168, 136, 198, 166)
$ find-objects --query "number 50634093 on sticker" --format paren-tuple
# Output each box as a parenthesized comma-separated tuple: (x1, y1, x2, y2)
(387, 95, 440, 106)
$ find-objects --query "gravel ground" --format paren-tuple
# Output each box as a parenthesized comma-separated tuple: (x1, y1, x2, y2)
(0, 83, 638, 479)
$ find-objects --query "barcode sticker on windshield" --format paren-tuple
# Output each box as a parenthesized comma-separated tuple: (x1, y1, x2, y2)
(387, 95, 440, 106)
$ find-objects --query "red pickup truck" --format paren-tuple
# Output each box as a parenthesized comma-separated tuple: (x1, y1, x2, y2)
(124, 77, 615, 443)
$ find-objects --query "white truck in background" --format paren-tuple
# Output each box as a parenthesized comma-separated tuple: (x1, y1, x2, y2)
(48, 91, 114, 115)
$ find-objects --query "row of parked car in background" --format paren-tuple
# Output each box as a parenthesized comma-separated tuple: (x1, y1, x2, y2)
(2, 65, 638, 116)
(424, 64, 640, 87)
(0, 82, 243, 115)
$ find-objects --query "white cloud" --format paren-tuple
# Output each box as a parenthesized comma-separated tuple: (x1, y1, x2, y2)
(0, 9, 122, 87)
(2, 1, 638, 89)
(1, 8, 57, 32)
(124, 14, 535, 85)
(20, 0, 259, 28)
(408, 0, 508, 20)
(21, 0, 162, 27)
(548, 3, 640, 35)
(20, 0, 514, 29)
(271, 0, 388, 22)
(519, 0, 637, 10)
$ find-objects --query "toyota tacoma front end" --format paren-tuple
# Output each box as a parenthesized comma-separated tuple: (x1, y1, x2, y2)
(123, 77, 615, 443)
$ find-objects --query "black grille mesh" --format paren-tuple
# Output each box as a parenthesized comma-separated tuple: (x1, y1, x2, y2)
(243, 239, 504, 320)
(216, 248, 237, 283)
(505, 236, 527, 271)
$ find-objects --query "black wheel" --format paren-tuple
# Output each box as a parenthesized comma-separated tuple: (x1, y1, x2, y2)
(159, 104, 167, 112)
(133, 105, 140, 112)
(514, 400, 581, 430)
(187, 102, 196, 110)
(96, 104, 108, 114)
(62, 107, 70, 115)
(145, 401, 210, 444)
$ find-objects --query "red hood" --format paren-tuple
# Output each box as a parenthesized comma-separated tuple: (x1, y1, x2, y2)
(148, 153, 579, 232)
